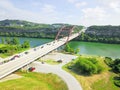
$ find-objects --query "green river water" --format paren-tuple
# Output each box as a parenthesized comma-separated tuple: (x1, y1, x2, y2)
(0, 37, 120, 58)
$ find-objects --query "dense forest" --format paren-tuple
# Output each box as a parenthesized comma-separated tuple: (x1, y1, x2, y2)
(0, 20, 120, 44)
(78, 25, 120, 44)
(0, 19, 83, 39)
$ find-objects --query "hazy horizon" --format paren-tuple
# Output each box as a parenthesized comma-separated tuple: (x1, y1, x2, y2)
(0, 0, 120, 26)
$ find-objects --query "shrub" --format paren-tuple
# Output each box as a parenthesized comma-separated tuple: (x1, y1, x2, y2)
(95, 64, 104, 73)
(88, 58, 98, 64)
(114, 76, 120, 87)
(104, 57, 113, 67)
(112, 58, 120, 73)
(114, 80, 120, 87)
(75, 57, 103, 75)
(75, 59, 97, 75)
(64, 44, 79, 54)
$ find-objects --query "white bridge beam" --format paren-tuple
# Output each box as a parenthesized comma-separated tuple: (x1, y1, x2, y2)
(0, 29, 85, 79)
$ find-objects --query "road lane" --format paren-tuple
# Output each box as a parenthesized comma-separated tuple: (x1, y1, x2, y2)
(0, 29, 85, 79)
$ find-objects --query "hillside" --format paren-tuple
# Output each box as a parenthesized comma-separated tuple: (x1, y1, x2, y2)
(0, 20, 120, 44)
(86, 26, 120, 37)
(78, 25, 120, 44)
(0, 19, 51, 28)
(0, 19, 83, 39)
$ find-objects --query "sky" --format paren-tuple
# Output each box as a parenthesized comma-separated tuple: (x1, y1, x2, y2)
(0, 0, 120, 26)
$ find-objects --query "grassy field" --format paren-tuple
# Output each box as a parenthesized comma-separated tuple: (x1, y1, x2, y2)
(0, 44, 5, 48)
(91, 72, 119, 90)
(63, 55, 120, 90)
(0, 44, 29, 58)
(0, 48, 29, 58)
(0, 71, 68, 90)
(39, 59, 60, 65)
(45, 59, 61, 65)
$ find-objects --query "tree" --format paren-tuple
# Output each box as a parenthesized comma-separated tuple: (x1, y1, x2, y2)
(12, 37, 20, 45)
(80, 32, 85, 41)
(75, 57, 103, 75)
(112, 59, 120, 73)
(5, 37, 11, 44)
(1, 38, 5, 44)
(21, 40, 30, 48)
(74, 48, 80, 54)
(64, 44, 78, 54)
(64, 44, 71, 52)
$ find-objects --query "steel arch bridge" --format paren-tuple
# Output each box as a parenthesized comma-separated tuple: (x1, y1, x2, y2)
(55, 25, 80, 44)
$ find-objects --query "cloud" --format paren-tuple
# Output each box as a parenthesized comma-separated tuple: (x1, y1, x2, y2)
(0, 0, 120, 26)
(0, 0, 59, 23)
(98, 0, 120, 13)
(80, 7, 110, 26)
(0, 1, 40, 22)
(82, 7, 107, 21)
(31, 2, 41, 7)
(75, 2, 87, 8)
(41, 4, 56, 13)
(67, 0, 78, 3)
(0, 0, 16, 12)
(67, 0, 87, 8)
(109, 1, 120, 12)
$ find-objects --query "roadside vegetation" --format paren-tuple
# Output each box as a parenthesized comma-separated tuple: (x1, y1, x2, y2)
(63, 55, 120, 90)
(39, 59, 61, 65)
(74, 57, 104, 75)
(0, 37, 30, 58)
(63, 43, 80, 54)
(0, 71, 68, 90)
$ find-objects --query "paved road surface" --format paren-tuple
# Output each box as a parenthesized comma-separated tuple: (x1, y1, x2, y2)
(32, 62, 82, 90)
(32, 53, 83, 90)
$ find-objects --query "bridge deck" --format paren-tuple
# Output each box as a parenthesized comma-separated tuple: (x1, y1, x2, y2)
(0, 29, 85, 79)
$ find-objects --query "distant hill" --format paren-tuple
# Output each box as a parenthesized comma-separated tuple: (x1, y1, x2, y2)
(0, 19, 81, 29)
(0, 19, 35, 26)
(0, 19, 51, 29)
(1, 19, 119, 44)
(78, 25, 120, 44)
(0, 19, 83, 39)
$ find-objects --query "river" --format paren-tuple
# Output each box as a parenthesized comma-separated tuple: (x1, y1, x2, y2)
(0, 37, 120, 58)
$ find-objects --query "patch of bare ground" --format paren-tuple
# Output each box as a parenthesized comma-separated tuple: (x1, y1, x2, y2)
(0, 74, 22, 82)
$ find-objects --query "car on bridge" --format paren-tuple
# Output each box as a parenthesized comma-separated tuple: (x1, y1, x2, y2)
(41, 46, 44, 48)
(34, 48, 36, 51)
(10, 55, 20, 60)
(47, 43, 51, 45)
(24, 51, 29, 54)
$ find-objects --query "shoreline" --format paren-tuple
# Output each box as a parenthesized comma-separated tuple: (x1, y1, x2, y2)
(0, 35, 120, 45)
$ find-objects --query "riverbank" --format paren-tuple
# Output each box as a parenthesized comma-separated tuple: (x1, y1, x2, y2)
(0, 36, 119, 59)
(38, 52, 120, 90)
(0, 51, 119, 90)
(62, 54, 119, 90)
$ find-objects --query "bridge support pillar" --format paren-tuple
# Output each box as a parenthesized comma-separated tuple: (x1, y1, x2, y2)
(52, 49, 58, 52)
(20, 64, 31, 72)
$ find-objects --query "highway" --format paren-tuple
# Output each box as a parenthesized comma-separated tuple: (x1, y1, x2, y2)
(0, 29, 85, 79)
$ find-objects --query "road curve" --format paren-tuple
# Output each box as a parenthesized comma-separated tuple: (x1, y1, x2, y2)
(32, 61, 82, 90)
